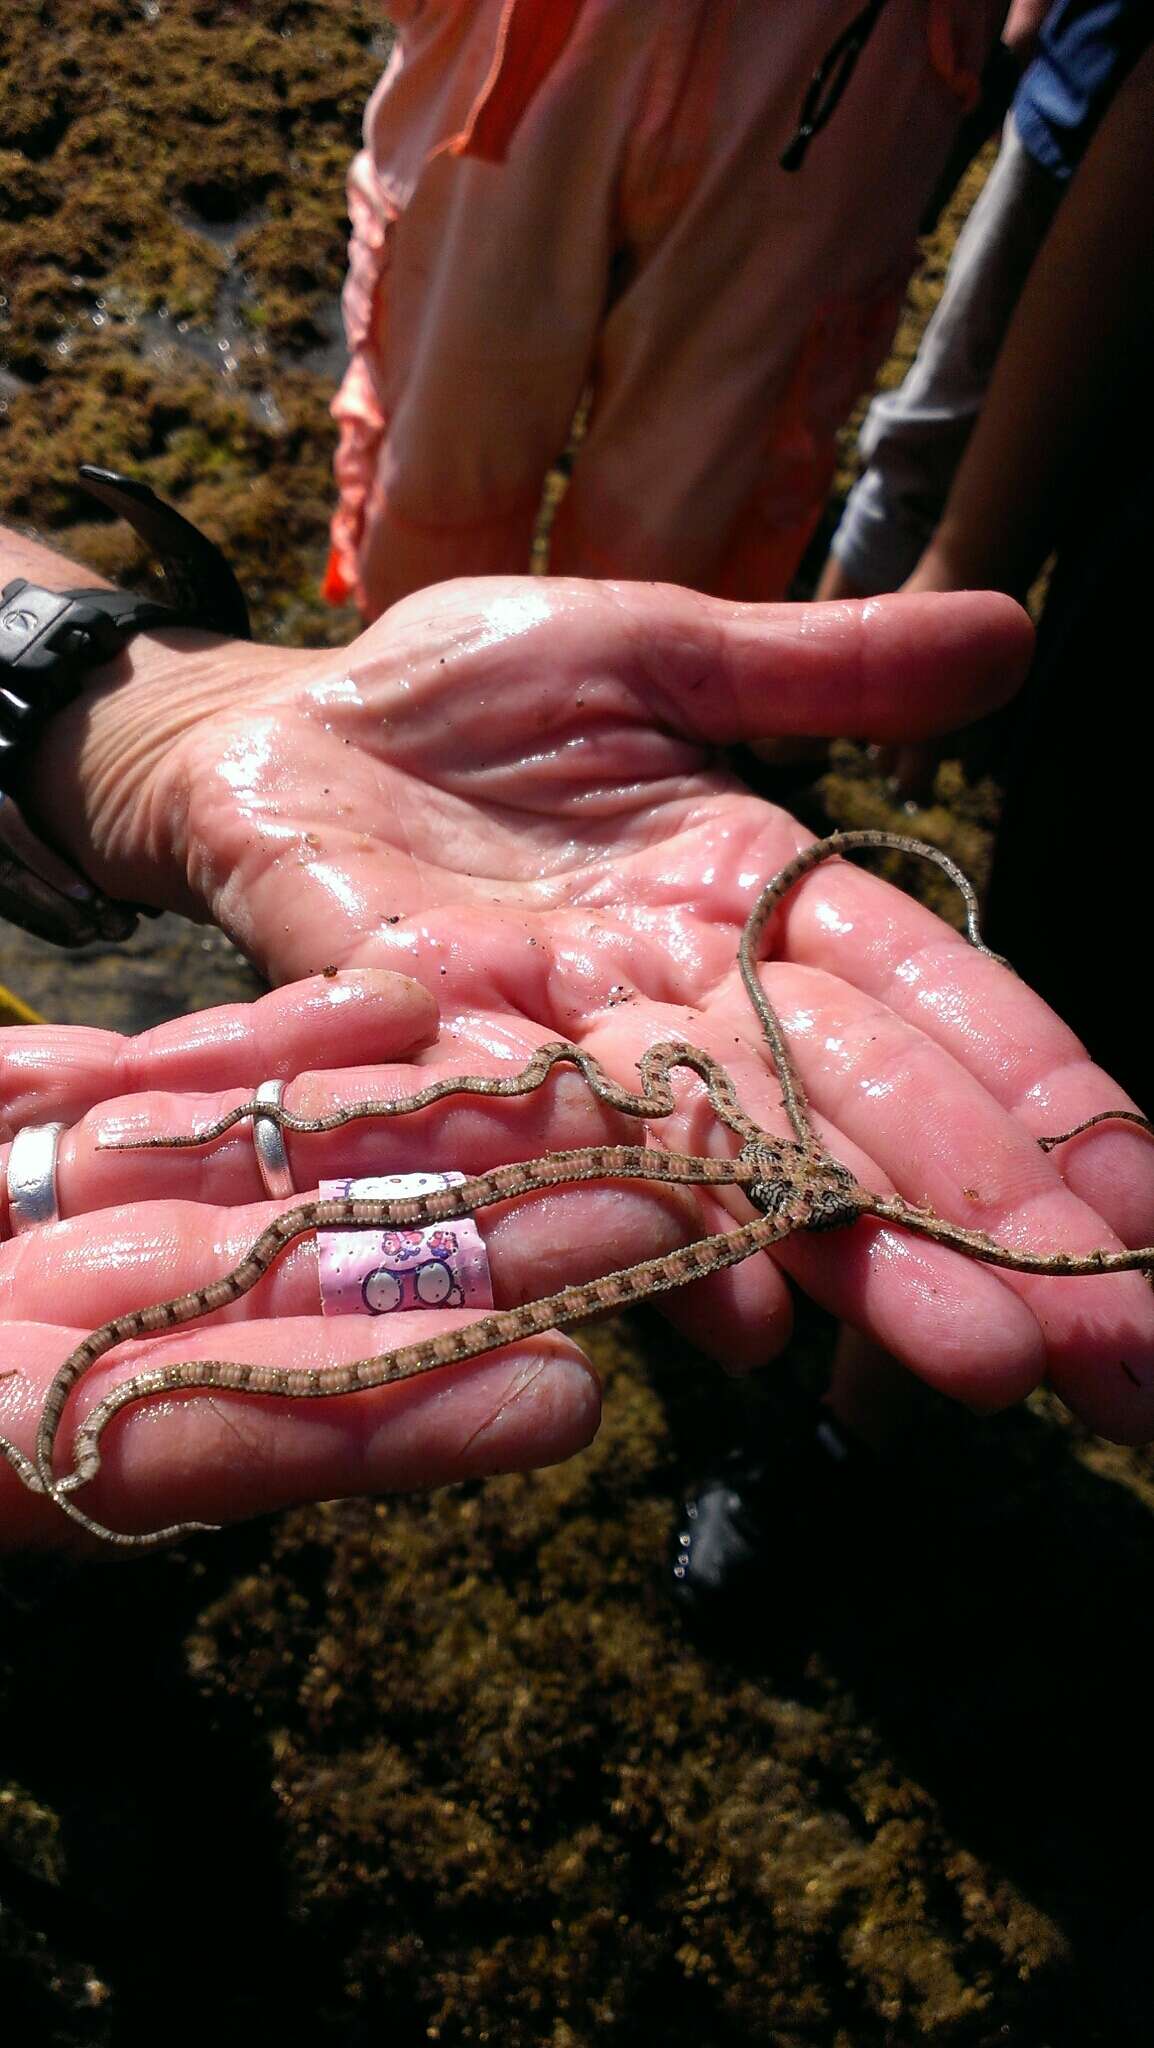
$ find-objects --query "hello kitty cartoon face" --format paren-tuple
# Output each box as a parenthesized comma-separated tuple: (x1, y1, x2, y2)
(361, 1229, 465, 1314)
(378, 1229, 426, 1263)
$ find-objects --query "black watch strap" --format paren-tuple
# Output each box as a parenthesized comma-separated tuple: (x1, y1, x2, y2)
(74, 466, 250, 636)
(0, 585, 180, 757)
(0, 467, 250, 951)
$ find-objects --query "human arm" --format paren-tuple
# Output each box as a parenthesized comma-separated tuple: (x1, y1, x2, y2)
(905, 38, 1154, 596)
(816, 107, 1064, 607)
(0, 520, 1029, 944)
(1002, 0, 1053, 60)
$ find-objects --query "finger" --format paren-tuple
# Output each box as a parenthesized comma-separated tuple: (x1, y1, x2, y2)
(0, 1179, 707, 1335)
(27, 999, 800, 1372)
(624, 584, 1034, 742)
(659, 1220, 796, 1373)
(0, 970, 437, 1134)
(552, 999, 1014, 1388)
(753, 958, 1154, 1442)
(38, 1025, 680, 1218)
(686, 587, 1031, 741)
(602, 998, 1052, 1412)
(0, 1318, 601, 1549)
(562, 1009, 801, 1366)
(382, 579, 1032, 746)
(766, 853, 1154, 1247)
(577, 981, 1143, 1429)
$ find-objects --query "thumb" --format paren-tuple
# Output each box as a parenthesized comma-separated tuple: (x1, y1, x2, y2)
(637, 587, 1033, 744)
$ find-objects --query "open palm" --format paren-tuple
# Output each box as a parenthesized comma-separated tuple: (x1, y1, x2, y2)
(6, 580, 1154, 1547)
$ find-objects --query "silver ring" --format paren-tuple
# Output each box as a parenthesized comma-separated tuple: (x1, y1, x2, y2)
(7, 1122, 66, 1235)
(252, 1081, 296, 1198)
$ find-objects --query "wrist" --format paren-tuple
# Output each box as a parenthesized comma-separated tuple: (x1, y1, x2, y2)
(22, 629, 309, 915)
(1, 477, 301, 927)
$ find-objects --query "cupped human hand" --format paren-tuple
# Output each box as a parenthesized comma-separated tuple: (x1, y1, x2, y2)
(9, 577, 1154, 1525)
(2, 974, 645, 1548)
(36, 581, 1025, 981)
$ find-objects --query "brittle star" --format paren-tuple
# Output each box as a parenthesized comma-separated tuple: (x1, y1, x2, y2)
(3, 830, 1153, 1549)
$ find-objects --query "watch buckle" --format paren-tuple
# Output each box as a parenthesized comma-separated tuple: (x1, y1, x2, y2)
(0, 795, 139, 947)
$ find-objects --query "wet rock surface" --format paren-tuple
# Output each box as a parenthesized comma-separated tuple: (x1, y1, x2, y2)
(0, 0, 380, 647)
(3, 9, 1154, 2044)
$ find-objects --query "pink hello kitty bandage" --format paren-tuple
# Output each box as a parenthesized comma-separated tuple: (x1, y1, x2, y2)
(317, 1170, 493, 1318)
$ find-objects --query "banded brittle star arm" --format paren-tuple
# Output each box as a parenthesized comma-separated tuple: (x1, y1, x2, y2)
(9, 1121, 1154, 1549)
(4, 833, 1154, 1547)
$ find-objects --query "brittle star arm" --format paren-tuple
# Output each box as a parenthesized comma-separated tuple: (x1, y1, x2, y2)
(13, 1147, 1154, 1551)
(738, 829, 1153, 1157)
(4, 1190, 821, 1550)
(738, 829, 1005, 1148)
(0, 1142, 795, 1522)
(5, 827, 1153, 1550)
(102, 1038, 771, 1155)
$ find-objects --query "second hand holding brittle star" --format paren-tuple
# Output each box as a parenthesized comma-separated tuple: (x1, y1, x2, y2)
(3, 831, 1152, 1549)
